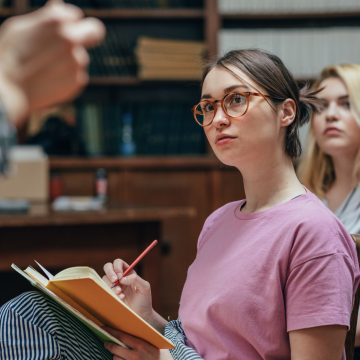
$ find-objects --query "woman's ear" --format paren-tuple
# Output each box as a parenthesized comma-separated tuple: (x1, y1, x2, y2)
(280, 99, 296, 128)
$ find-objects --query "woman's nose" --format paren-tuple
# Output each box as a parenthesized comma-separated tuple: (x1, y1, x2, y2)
(325, 102, 339, 122)
(211, 105, 230, 128)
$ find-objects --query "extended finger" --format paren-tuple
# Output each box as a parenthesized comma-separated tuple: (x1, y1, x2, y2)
(113, 259, 130, 279)
(104, 342, 132, 359)
(103, 327, 144, 350)
(61, 17, 106, 47)
(40, 1, 84, 23)
(103, 262, 118, 284)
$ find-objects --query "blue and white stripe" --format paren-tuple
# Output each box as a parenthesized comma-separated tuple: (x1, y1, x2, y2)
(0, 292, 202, 360)
(165, 319, 203, 360)
(0, 291, 112, 360)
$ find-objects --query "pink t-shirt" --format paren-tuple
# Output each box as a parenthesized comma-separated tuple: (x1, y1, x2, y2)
(179, 190, 360, 360)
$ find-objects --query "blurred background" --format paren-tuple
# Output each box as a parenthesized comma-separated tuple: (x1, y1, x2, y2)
(0, 0, 359, 319)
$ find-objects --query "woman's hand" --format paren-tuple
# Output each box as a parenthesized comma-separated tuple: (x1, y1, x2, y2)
(103, 258, 155, 325)
(103, 327, 173, 360)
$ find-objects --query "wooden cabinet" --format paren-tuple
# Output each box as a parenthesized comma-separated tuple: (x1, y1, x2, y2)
(50, 156, 245, 317)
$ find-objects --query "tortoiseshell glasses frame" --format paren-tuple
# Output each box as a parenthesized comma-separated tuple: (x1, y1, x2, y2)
(191, 91, 278, 127)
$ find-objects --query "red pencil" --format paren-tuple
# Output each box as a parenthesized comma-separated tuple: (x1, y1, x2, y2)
(111, 240, 158, 289)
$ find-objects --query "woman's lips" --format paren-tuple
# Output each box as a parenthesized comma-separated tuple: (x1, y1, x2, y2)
(324, 127, 342, 136)
(216, 137, 236, 146)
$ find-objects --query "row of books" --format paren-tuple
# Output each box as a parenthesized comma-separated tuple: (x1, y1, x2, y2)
(88, 26, 136, 77)
(218, 0, 360, 14)
(31, 0, 202, 8)
(219, 28, 360, 79)
(76, 103, 206, 156)
(136, 37, 206, 80)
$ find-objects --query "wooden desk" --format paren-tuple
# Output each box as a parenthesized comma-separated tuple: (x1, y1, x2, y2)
(0, 204, 196, 314)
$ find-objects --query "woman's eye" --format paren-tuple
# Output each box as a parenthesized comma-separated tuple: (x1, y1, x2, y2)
(318, 102, 328, 113)
(230, 94, 246, 105)
(202, 103, 214, 112)
(343, 101, 350, 109)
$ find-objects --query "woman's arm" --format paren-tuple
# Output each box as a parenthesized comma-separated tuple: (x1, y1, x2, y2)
(289, 325, 347, 360)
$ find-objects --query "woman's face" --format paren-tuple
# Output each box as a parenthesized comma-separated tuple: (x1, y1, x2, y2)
(201, 66, 292, 168)
(313, 77, 360, 159)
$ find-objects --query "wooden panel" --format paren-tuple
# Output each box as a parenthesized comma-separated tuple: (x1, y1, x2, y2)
(59, 171, 95, 196)
(54, 166, 243, 318)
(204, 0, 220, 58)
(0, 222, 162, 310)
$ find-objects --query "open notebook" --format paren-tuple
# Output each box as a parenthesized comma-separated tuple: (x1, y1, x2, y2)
(12, 263, 174, 350)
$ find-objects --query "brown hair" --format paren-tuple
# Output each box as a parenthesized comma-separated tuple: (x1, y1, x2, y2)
(297, 64, 360, 197)
(202, 49, 324, 158)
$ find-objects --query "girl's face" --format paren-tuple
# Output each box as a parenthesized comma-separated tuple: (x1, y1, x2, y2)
(313, 77, 360, 159)
(201, 66, 293, 168)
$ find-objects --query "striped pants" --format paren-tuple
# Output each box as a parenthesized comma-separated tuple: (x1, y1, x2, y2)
(0, 291, 113, 360)
(0, 291, 203, 360)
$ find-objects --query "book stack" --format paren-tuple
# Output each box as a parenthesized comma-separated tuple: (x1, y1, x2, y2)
(219, 28, 360, 79)
(218, 0, 360, 14)
(136, 37, 206, 80)
(76, 102, 206, 156)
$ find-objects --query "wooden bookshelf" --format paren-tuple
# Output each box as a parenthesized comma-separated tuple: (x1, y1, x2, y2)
(89, 76, 141, 86)
(83, 8, 204, 19)
(0, 204, 196, 228)
(222, 11, 360, 20)
(49, 155, 224, 170)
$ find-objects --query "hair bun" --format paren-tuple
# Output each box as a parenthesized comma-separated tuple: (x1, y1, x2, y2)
(298, 83, 325, 127)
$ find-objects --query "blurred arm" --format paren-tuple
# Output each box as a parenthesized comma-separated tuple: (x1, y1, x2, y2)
(0, 1, 105, 127)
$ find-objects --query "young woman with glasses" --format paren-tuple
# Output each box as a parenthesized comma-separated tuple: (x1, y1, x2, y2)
(1, 49, 359, 360)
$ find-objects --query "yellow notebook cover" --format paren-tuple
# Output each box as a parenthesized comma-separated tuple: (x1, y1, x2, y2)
(19, 264, 174, 350)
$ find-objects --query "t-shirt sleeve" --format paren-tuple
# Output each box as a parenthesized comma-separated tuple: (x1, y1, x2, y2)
(285, 252, 355, 332)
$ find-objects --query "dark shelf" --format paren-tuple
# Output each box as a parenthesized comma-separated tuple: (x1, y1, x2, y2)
(88, 77, 202, 86)
(89, 76, 140, 86)
(49, 156, 224, 170)
(222, 11, 360, 20)
(84, 8, 204, 19)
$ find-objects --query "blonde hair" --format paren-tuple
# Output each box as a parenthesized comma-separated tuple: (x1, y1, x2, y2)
(298, 64, 360, 198)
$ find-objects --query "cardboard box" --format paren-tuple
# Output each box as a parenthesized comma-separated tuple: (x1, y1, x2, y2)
(0, 146, 48, 202)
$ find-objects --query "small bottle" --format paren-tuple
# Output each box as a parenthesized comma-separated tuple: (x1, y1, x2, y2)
(49, 173, 63, 203)
(120, 113, 136, 156)
(95, 168, 107, 203)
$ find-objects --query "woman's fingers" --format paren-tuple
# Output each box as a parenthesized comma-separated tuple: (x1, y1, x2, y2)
(103, 259, 130, 284)
(61, 17, 106, 48)
(113, 258, 131, 279)
(120, 272, 151, 295)
(103, 261, 119, 283)
(104, 327, 155, 353)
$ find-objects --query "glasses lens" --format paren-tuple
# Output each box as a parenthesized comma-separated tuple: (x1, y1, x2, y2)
(224, 93, 247, 117)
(194, 102, 214, 126)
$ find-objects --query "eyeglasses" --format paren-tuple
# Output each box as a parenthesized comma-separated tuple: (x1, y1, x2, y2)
(191, 92, 277, 127)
